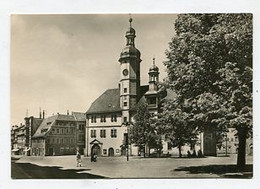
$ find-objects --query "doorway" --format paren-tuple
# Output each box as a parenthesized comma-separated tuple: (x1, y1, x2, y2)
(108, 148, 114, 156)
(91, 144, 101, 156)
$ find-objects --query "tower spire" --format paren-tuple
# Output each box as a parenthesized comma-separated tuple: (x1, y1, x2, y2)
(129, 14, 133, 27)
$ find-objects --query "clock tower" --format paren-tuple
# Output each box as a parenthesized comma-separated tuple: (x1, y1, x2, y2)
(119, 18, 142, 123)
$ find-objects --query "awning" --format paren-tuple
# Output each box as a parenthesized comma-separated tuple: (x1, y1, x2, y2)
(12, 149, 19, 152)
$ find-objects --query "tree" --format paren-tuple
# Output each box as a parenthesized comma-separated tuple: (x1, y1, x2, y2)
(130, 101, 161, 157)
(157, 98, 198, 158)
(164, 14, 252, 169)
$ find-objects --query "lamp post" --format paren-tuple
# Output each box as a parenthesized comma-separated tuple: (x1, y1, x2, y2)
(123, 122, 130, 161)
(225, 133, 228, 156)
(144, 130, 147, 158)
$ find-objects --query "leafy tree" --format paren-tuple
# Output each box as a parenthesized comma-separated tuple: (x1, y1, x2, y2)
(158, 98, 198, 157)
(164, 14, 252, 169)
(130, 101, 162, 157)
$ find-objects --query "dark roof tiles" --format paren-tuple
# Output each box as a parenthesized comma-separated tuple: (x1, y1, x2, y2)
(86, 88, 121, 114)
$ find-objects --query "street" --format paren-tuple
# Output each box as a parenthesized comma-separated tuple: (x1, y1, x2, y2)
(12, 154, 253, 179)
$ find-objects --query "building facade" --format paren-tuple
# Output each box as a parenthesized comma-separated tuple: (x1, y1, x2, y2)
(217, 128, 253, 155)
(85, 18, 168, 157)
(31, 112, 86, 156)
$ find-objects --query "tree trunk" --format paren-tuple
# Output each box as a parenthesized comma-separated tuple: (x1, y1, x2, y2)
(178, 145, 182, 158)
(144, 145, 146, 158)
(237, 127, 247, 171)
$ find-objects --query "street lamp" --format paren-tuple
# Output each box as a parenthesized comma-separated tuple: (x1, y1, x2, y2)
(123, 122, 130, 161)
(224, 133, 228, 156)
(144, 130, 147, 158)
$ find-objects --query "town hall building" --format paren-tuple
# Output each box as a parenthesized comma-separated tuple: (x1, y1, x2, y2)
(85, 18, 198, 157)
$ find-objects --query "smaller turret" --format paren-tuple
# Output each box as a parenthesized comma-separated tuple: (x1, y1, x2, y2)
(148, 57, 159, 92)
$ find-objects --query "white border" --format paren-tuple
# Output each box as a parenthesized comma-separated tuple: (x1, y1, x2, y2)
(0, 0, 259, 189)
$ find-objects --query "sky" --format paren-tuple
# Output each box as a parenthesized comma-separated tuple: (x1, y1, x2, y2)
(11, 14, 177, 125)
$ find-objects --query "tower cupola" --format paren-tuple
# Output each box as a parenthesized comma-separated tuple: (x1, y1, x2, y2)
(148, 57, 159, 84)
(119, 18, 141, 61)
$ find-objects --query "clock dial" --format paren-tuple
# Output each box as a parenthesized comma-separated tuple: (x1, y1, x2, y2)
(123, 69, 129, 76)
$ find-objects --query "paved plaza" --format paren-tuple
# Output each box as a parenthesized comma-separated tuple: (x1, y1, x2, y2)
(13, 154, 253, 178)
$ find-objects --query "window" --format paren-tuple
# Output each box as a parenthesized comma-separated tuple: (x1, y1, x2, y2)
(103, 149, 107, 155)
(57, 138, 59, 144)
(124, 88, 127, 93)
(61, 138, 63, 144)
(71, 128, 74, 134)
(111, 115, 117, 122)
(124, 117, 127, 123)
(78, 124, 84, 131)
(91, 116, 97, 123)
(111, 129, 117, 138)
(79, 134, 85, 142)
(91, 130, 96, 138)
(56, 128, 59, 134)
(100, 129, 106, 138)
(148, 97, 156, 105)
(124, 102, 127, 107)
(101, 115, 106, 123)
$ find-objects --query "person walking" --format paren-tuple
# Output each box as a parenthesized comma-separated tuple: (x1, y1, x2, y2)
(76, 151, 82, 167)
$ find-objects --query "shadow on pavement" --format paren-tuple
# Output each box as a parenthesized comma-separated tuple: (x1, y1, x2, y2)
(174, 164, 253, 178)
(12, 162, 105, 179)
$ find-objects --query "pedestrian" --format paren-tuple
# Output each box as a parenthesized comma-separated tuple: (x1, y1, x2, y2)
(76, 151, 82, 167)
(91, 152, 97, 162)
(187, 150, 191, 158)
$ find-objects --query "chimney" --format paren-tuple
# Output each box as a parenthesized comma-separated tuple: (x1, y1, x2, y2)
(43, 110, 45, 119)
(39, 107, 42, 119)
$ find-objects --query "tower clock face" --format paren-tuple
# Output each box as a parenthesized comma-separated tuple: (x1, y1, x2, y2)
(123, 69, 129, 76)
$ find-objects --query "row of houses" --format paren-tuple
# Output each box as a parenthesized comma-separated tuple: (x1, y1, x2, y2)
(11, 111, 86, 156)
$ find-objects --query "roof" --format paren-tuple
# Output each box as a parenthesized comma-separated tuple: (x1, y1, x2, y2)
(32, 118, 43, 127)
(73, 112, 86, 121)
(56, 114, 75, 121)
(32, 115, 58, 138)
(33, 114, 77, 138)
(86, 88, 121, 114)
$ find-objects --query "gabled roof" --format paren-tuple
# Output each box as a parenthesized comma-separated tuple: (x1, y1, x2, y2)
(73, 112, 86, 121)
(90, 139, 103, 145)
(86, 88, 121, 114)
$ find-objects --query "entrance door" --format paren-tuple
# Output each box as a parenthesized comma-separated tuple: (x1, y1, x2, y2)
(108, 148, 114, 156)
(49, 148, 53, 156)
(91, 144, 101, 156)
